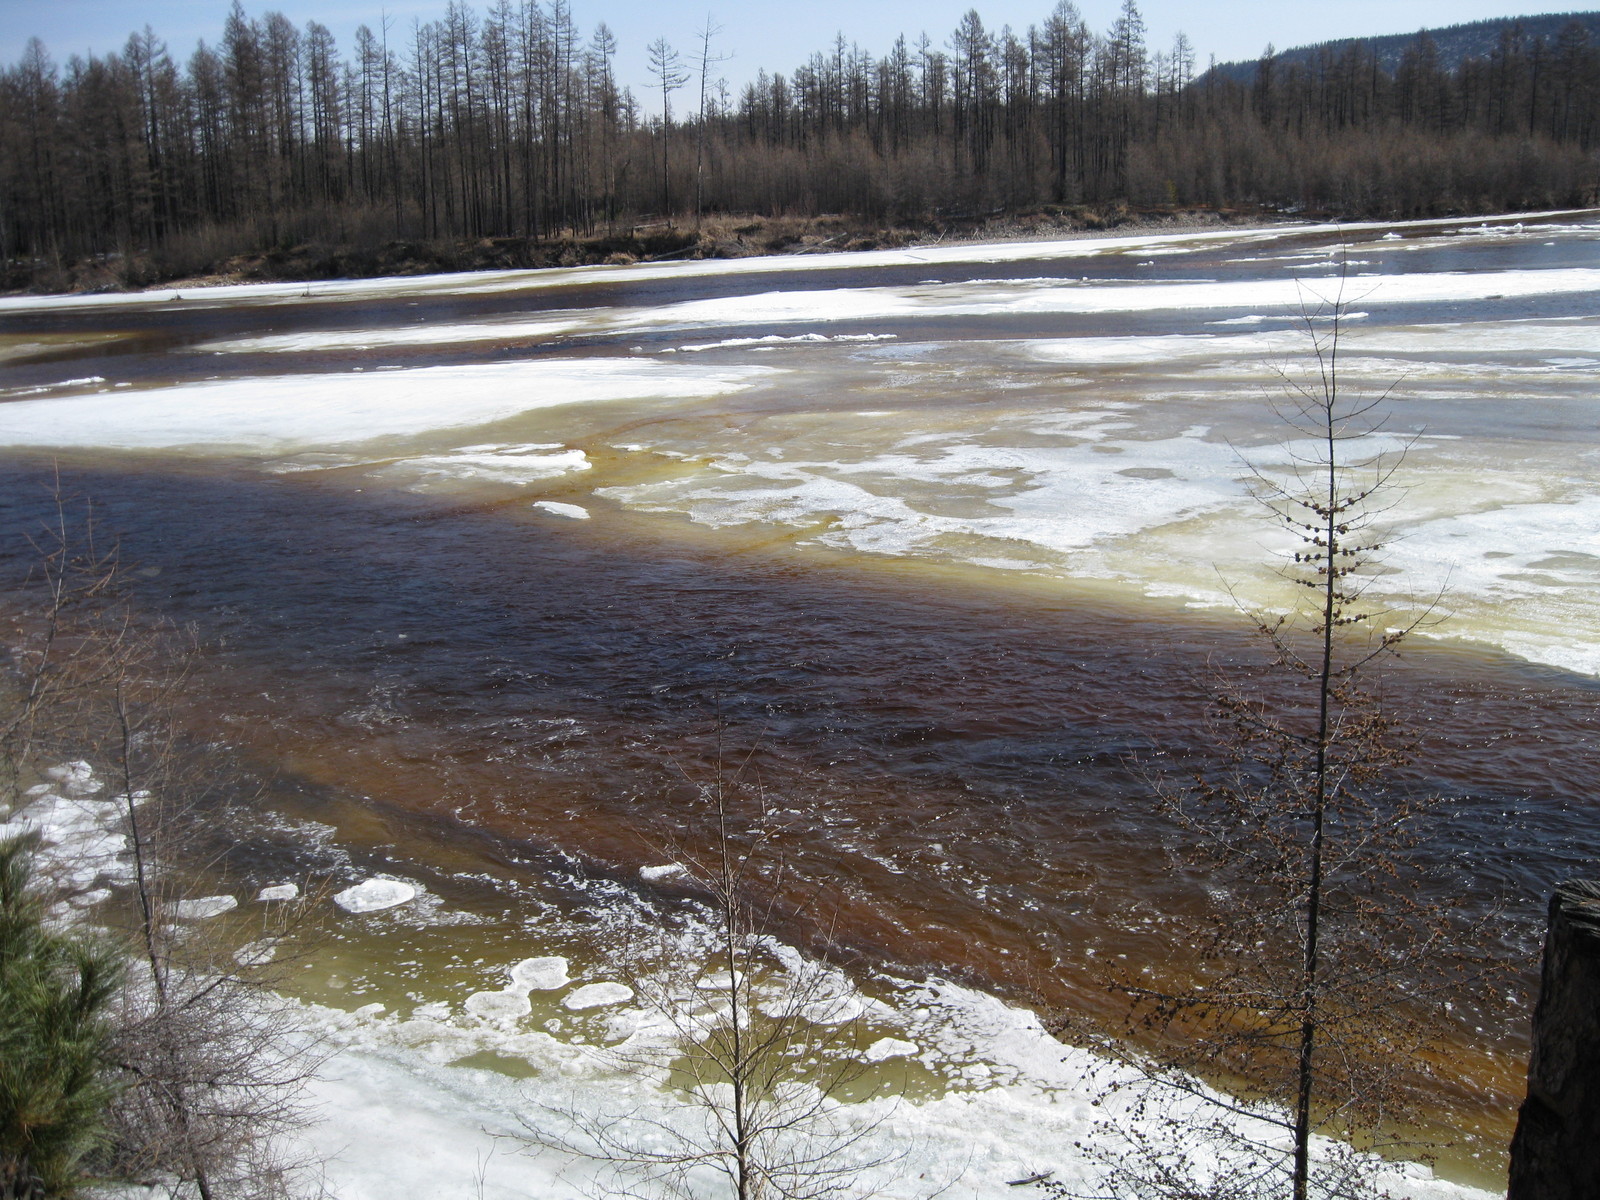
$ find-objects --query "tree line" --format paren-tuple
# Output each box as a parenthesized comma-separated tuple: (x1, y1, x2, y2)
(2, 0, 1598, 286)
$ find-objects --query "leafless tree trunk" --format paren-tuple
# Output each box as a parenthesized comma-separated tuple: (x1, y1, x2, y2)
(1047, 277, 1489, 1200)
(527, 752, 899, 1200)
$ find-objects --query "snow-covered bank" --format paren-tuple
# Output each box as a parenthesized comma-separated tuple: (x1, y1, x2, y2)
(0, 208, 1590, 315)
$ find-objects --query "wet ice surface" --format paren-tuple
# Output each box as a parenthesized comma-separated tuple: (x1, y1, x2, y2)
(1, 212, 1596, 676)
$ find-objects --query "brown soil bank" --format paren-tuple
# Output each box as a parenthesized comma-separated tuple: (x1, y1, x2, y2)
(18, 205, 1294, 296)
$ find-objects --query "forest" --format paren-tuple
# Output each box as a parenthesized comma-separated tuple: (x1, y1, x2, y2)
(2, 0, 1598, 289)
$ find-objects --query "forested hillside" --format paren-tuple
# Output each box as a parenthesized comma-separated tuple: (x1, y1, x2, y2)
(1205, 11, 1600, 80)
(2, 0, 1597, 290)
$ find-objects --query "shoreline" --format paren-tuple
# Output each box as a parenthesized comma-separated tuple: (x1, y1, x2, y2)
(0, 205, 1398, 298)
(4, 207, 1592, 312)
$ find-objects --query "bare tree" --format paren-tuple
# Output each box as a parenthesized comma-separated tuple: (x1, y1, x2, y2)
(529, 754, 897, 1200)
(1049, 282, 1479, 1200)
(691, 16, 728, 231)
(646, 37, 688, 217)
(0, 485, 323, 1200)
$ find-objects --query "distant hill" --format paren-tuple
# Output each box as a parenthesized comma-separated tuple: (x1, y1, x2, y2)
(1204, 11, 1600, 84)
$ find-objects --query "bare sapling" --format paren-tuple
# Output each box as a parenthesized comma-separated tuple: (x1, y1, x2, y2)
(1049, 279, 1487, 1200)
(529, 749, 901, 1200)
(0, 483, 325, 1200)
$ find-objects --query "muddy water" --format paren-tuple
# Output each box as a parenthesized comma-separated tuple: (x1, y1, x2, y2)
(3, 213, 1600, 1185)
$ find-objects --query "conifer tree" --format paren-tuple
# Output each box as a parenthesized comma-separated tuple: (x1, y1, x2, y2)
(0, 833, 122, 1200)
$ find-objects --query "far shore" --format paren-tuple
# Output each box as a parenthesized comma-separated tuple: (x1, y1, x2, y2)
(0, 205, 1354, 298)
(9, 204, 1590, 300)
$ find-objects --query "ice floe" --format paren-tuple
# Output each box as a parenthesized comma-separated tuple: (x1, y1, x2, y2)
(0, 773, 137, 893)
(639, 862, 689, 882)
(562, 981, 635, 1010)
(374, 446, 591, 489)
(465, 957, 574, 1026)
(334, 878, 418, 914)
(532, 500, 590, 519)
(46, 760, 103, 796)
(671, 332, 898, 352)
(0, 360, 776, 453)
(863, 1036, 919, 1062)
(465, 988, 534, 1023)
(234, 938, 280, 966)
(512, 956, 571, 991)
(173, 894, 239, 920)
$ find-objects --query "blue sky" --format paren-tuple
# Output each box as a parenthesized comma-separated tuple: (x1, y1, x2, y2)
(1, 0, 1584, 99)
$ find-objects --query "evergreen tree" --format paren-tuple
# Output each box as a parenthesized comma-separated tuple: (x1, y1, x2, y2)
(0, 833, 122, 1200)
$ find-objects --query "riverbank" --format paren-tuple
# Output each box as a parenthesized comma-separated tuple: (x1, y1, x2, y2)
(9, 205, 1303, 296)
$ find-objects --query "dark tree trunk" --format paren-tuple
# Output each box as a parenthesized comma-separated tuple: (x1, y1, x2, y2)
(1510, 879, 1600, 1200)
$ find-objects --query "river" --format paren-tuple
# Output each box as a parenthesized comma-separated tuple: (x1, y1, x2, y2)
(2, 211, 1598, 1192)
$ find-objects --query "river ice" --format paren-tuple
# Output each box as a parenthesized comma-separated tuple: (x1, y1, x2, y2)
(293, 961, 1494, 1200)
(2, 212, 1595, 676)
